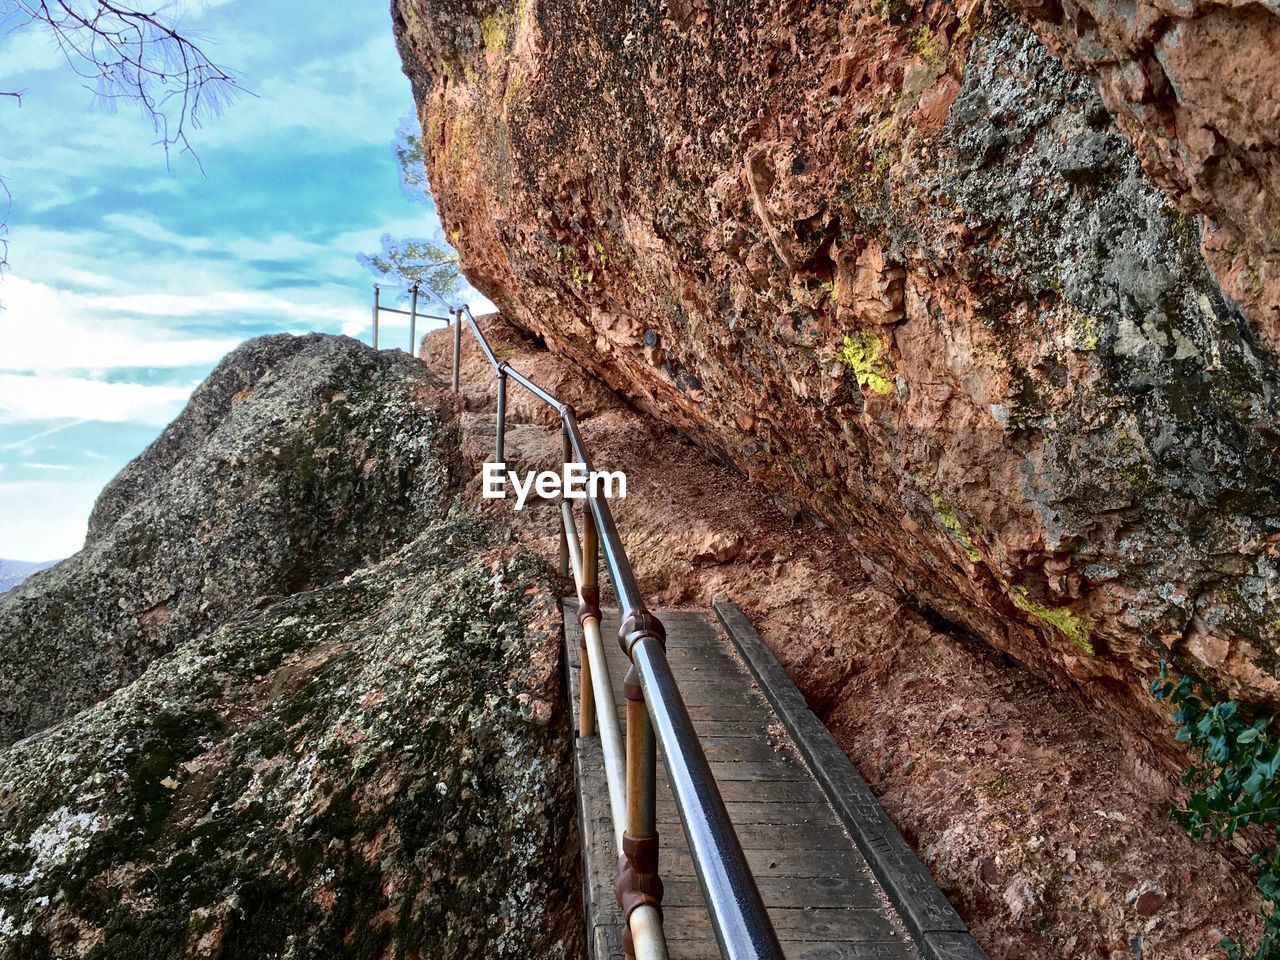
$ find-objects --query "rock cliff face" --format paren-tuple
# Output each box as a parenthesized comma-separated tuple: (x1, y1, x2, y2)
(392, 0, 1280, 718)
(1013, 0, 1280, 348)
(427, 315, 1269, 959)
(0, 335, 581, 959)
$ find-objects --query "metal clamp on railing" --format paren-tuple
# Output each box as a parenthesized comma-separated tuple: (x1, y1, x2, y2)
(392, 289, 784, 960)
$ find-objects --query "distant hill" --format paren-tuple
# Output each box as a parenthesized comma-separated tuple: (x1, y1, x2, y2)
(0, 559, 58, 595)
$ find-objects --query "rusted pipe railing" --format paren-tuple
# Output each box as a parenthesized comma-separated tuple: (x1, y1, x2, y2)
(385, 283, 783, 960)
(457, 301, 782, 960)
(561, 502, 627, 842)
(558, 425, 572, 577)
(409, 285, 418, 356)
(452, 307, 462, 393)
(495, 367, 507, 466)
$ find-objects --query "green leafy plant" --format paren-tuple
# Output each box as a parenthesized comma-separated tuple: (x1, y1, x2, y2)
(1152, 662, 1280, 959)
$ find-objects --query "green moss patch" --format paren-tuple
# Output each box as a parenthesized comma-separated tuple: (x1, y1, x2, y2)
(929, 494, 982, 563)
(1012, 587, 1094, 655)
(835, 332, 894, 395)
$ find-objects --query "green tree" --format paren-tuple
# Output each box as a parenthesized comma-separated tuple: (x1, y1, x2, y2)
(361, 235, 461, 302)
(359, 119, 463, 303)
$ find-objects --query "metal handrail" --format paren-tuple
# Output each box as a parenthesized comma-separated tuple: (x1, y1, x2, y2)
(431, 296, 783, 960)
(370, 282, 450, 354)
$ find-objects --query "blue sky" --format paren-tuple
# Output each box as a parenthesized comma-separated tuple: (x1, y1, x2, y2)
(0, 0, 472, 561)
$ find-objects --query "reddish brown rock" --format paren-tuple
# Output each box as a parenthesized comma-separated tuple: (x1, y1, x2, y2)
(1136, 889, 1169, 917)
(391, 0, 1280, 733)
(424, 314, 1267, 958)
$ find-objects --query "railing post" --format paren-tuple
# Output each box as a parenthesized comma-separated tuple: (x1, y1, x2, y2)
(562, 502, 627, 829)
(578, 507, 599, 736)
(372, 286, 380, 350)
(409, 284, 419, 357)
(452, 307, 462, 393)
(558, 425, 571, 577)
(495, 369, 507, 467)
(583, 508, 599, 608)
(620, 635, 664, 959)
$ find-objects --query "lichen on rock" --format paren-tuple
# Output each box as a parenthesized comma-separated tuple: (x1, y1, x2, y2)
(835, 333, 894, 395)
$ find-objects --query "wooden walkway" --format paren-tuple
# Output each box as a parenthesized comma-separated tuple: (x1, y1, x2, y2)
(564, 600, 987, 960)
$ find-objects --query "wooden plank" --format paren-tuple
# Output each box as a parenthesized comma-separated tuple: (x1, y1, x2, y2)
(658, 737, 797, 762)
(653, 811, 853, 851)
(656, 800, 838, 826)
(658, 655, 746, 674)
(568, 601, 942, 960)
(647, 680, 769, 705)
(573, 739, 624, 955)
(922, 933, 991, 960)
(701, 821, 856, 851)
(565, 607, 623, 960)
(669, 944, 919, 960)
(660, 770, 829, 804)
(663, 905, 908, 943)
(682, 719, 779, 738)
(659, 759, 810, 783)
(659, 846, 865, 880)
(663, 875, 886, 911)
(593, 925, 623, 960)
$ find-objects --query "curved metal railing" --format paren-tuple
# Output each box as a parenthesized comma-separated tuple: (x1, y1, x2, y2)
(370, 282, 451, 352)
(387, 287, 784, 960)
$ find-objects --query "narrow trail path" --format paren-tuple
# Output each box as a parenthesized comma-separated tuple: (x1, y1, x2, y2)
(565, 600, 985, 960)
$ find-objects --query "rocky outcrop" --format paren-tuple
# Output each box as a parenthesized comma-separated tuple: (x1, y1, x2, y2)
(0, 334, 581, 959)
(427, 313, 1268, 959)
(0, 335, 459, 746)
(393, 0, 1280, 719)
(0, 518, 577, 960)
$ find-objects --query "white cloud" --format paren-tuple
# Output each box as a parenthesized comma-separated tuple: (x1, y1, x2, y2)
(205, 34, 412, 149)
(74, 287, 353, 324)
(0, 373, 194, 425)
(102, 213, 215, 251)
(0, 21, 66, 76)
(0, 275, 242, 373)
(0, 0, 456, 565)
(0, 479, 98, 560)
(0, 420, 85, 454)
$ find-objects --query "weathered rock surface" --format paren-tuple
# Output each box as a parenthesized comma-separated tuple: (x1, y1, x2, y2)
(0, 335, 458, 747)
(393, 0, 1280, 719)
(0, 334, 582, 959)
(1007, 0, 1280, 348)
